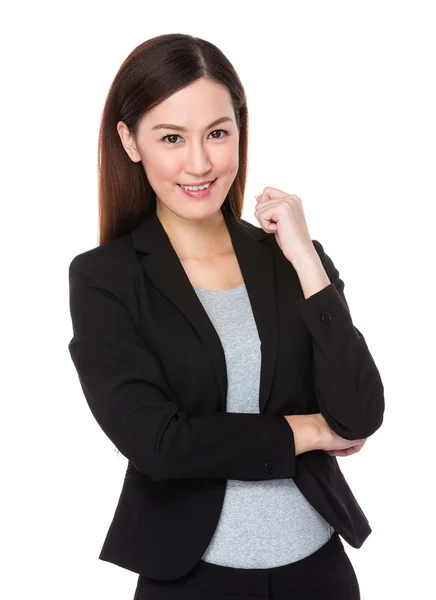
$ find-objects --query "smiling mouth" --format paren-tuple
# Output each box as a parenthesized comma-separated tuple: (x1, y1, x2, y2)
(177, 178, 217, 188)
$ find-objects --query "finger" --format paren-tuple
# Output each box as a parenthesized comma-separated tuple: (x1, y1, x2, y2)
(255, 198, 282, 209)
(255, 193, 270, 204)
(326, 446, 361, 457)
(342, 446, 361, 455)
(262, 186, 289, 198)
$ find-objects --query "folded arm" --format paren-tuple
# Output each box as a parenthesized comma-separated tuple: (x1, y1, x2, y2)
(68, 254, 298, 482)
(291, 240, 385, 440)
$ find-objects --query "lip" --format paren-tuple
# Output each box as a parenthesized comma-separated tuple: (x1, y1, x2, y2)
(178, 178, 217, 198)
(178, 178, 216, 187)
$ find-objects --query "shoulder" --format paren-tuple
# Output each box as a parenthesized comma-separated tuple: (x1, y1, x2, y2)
(239, 217, 260, 231)
(237, 216, 268, 241)
(68, 232, 138, 288)
(239, 217, 262, 233)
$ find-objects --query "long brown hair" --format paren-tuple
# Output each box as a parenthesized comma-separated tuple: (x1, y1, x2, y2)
(98, 33, 249, 247)
(97, 34, 250, 458)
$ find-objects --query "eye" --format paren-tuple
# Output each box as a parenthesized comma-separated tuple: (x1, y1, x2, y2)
(161, 129, 229, 144)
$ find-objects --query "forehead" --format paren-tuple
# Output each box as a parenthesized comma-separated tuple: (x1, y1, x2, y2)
(141, 79, 234, 131)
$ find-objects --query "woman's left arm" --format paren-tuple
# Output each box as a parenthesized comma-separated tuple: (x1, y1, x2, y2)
(253, 187, 385, 442)
(292, 240, 385, 442)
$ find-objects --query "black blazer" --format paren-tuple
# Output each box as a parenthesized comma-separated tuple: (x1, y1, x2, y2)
(67, 206, 385, 581)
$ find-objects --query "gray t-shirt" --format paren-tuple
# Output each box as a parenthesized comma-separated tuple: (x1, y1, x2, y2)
(194, 283, 334, 568)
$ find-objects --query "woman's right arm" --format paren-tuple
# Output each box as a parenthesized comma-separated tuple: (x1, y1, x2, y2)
(68, 254, 298, 482)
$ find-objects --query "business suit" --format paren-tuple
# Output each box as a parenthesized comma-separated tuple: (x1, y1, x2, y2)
(67, 205, 385, 582)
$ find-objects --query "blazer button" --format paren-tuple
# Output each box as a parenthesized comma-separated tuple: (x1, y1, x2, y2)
(321, 311, 332, 323)
(264, 461, 275, 474)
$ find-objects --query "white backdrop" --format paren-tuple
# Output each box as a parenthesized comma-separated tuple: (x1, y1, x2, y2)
(2, 1, 435, 598)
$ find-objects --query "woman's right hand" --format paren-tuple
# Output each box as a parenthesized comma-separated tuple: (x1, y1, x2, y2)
(315, 413, 368, 452)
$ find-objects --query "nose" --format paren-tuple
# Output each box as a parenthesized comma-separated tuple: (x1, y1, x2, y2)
(183, 140, 212, 176)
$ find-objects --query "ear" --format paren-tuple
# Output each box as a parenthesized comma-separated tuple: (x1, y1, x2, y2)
(116, 121, 141, 163)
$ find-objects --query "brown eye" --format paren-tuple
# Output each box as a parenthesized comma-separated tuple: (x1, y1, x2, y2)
(161, 134, 181, 144)
(210, 129, 228, 139)
(161, 129, 229, 144)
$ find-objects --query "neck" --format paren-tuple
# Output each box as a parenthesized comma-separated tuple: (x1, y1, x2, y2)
(156, 203, 232, 260)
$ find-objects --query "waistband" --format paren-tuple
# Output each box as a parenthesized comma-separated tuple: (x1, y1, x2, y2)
(170, 531, 346, 596)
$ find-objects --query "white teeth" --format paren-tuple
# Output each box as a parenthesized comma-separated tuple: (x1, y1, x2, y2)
(181, 180, 213, 191)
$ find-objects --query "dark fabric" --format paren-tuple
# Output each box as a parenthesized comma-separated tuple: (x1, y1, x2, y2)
(133, 532, 360, 599)
(67, 207, 384, 580)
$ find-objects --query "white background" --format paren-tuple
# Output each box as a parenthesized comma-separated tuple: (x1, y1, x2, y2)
(2, 1, 435, 598)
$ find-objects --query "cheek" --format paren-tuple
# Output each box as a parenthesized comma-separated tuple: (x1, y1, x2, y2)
(143, 149, 181, 180)
(217, 145, 239, 174)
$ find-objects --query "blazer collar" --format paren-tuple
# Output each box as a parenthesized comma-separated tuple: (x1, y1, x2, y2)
(131, 208, 279, 414)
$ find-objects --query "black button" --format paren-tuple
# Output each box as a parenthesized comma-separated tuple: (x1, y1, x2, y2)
(321, 311, 332, 323)
(264, 461, 275, 474)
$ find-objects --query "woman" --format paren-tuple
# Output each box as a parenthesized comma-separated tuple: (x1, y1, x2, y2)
(68, 33, 385, 599)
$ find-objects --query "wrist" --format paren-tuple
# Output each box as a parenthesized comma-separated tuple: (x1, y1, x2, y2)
(312, 413, 331, 451)
(285, 414, 323, 455)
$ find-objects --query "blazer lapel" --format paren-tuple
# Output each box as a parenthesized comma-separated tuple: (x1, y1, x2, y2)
(131, 208, 279, 414)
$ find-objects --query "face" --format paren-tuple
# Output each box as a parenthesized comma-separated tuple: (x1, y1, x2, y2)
(117, 78, 240, 223)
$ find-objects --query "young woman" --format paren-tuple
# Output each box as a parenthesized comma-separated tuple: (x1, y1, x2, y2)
(68, 33, 385, 599)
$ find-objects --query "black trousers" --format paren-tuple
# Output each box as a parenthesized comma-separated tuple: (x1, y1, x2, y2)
(133, 531, 361, 599)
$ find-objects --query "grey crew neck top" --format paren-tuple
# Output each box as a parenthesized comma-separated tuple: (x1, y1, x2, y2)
(193, 282, 334, 569)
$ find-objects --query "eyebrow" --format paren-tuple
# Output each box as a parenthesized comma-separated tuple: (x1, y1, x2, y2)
(151, 116, 233, 132)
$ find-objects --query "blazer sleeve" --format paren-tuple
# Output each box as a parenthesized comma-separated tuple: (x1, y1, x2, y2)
(68, 254, 297, 482)
(295, 239, 385, 440)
